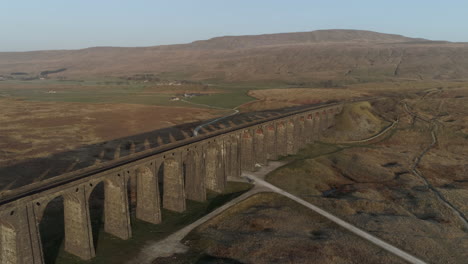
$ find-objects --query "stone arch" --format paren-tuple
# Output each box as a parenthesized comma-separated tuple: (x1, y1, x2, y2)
(87, 181, 105, 251)
(33, 192, 65, 222)
(125, 168, 137, 216)
(38, 195, 65, 263)
(157, 160, 165, 204)
(85, 179, 105, 201)
(181, 159, 188, 194)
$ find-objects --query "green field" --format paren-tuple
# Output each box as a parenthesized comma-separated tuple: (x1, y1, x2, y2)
(0, 79, 298, 109)
(185, 87, 254, 109)
(184, 82, 289, 109)
(0, 82, 190, 107)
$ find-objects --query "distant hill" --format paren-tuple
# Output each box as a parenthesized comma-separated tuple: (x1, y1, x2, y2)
(1, 29, 468, 83)
(189, 29, 425, 49)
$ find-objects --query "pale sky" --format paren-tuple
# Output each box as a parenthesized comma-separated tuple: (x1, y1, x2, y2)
(1, 0, 467, 51)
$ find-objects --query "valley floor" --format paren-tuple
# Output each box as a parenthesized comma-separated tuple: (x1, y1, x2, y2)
(151, 88, 467, 263)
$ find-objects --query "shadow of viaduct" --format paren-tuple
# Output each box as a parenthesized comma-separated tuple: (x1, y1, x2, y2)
(0, 100, 344, 263)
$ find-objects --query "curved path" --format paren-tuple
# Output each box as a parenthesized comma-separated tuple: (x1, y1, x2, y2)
(180, 98, 240, 136)
(336, 118, 399, 144)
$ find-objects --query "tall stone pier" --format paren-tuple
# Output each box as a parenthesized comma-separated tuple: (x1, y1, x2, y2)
(63, 187, 95, 260)
(135, 163, 162, 224)
(184, 148, 206, 201)
(163, 154, 186, 212)
(104, 173, 132, 240)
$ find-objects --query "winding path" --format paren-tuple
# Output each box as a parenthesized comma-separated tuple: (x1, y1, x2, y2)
(403, 101, 468, 230)
(336, 118, 399, 144)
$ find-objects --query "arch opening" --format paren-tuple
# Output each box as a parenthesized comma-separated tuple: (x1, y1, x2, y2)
(157, 163, 164, 204)
(88, 181, 105, 251)
(182, 161, 187, 188)
(127, 174, 137, 219)
(39, 196, 64, 264)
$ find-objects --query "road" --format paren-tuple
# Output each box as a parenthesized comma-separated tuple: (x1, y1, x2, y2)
(243, 173, 428, 264)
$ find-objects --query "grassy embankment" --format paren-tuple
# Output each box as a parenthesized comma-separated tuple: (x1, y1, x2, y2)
(266, 100, 394, 194)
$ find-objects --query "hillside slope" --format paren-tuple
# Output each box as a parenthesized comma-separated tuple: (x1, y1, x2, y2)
(1, 29, 467, 83)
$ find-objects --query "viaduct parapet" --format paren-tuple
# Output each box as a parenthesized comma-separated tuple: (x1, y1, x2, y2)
(0, 102, 343, 263)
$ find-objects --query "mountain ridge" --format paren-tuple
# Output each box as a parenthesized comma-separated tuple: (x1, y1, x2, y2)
(188, 29, 428, 49)
(1, 29, 467, 83)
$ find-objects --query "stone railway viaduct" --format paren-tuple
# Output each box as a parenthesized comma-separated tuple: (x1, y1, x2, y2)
(0, 102, 343, 264)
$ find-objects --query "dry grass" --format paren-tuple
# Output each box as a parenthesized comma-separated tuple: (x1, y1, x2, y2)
(240, 87, 369, 111)
(2, 31, 468, 84)
(0, 98, 221, 167)
(263, 94, 468, 263)
(156, 193, 405, 264)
